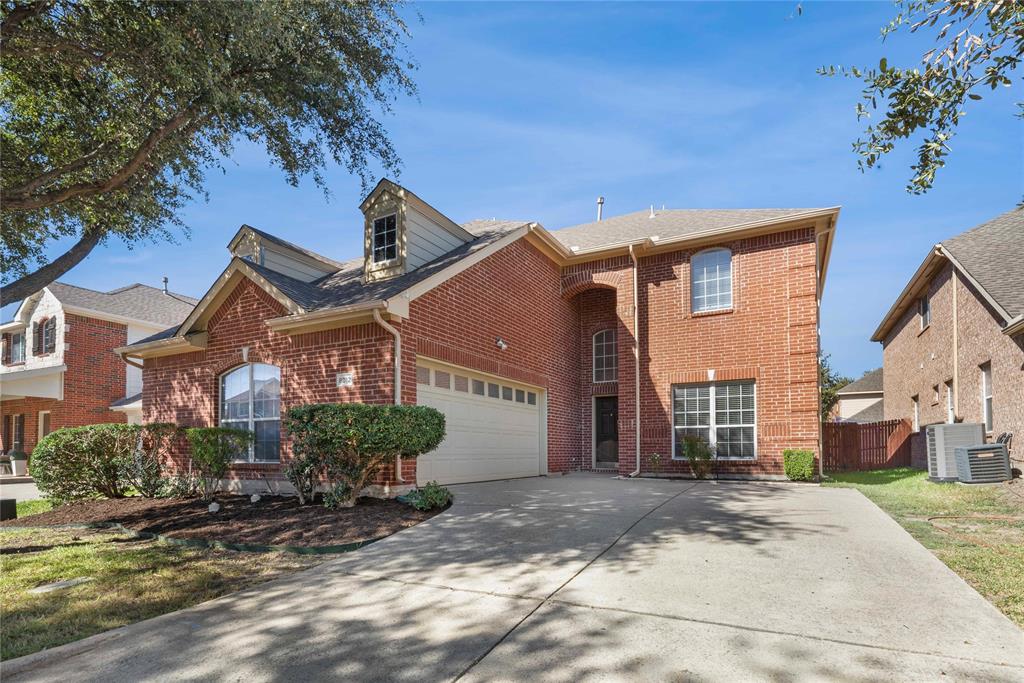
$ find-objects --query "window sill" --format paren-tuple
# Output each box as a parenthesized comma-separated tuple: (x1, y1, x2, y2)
(670, 456, 757, 462)
(917, 324, 930, 337)
(691, 307, 734, 319)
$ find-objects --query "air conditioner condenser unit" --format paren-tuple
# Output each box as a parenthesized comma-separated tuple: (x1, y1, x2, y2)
(954, 444, 1011, 484)
(926, 423, 985, 481)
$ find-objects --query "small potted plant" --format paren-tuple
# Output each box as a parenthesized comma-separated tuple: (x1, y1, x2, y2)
(10, 449, 28, 477)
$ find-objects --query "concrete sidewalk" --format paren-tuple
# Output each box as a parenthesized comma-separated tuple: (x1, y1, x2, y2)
(4, 474, 1023, 682)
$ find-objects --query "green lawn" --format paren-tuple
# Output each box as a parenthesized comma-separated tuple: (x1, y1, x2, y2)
(15, 499, 53, 518)
(824, 468, 1024, 627)
(0, 527, 323, 661)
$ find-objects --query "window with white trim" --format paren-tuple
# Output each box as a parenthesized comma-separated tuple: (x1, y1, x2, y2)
(672, 381, 755, 459)
(980, 362, 993, 432)
(691, 248, 732, 313)
(945, 380, 954, 423)
(919, 295, 931, 329)
(9, 332, 25, 364)
(372, 214, 398, 263)
(592, 329, 617, 383)
(912, 395, 920, 431)
(220, 363, 281, 462)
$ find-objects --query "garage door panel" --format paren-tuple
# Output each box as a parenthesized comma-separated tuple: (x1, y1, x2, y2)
(416, 363, 542, 486)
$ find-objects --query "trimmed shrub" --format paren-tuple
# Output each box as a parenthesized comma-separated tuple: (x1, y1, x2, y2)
(184, 427, 253, 500)
(283, 451, 323, 506)
(681, 434, 715, 479)
(123, 423, 182, 498)
(31, 424, 141, 504)
(285, 403, 446, 508)
(404, 481, 452, 511)
(783, 449, 816, 482)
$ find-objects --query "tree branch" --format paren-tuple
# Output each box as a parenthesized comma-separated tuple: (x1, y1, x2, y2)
(2, 106, 200, 211)
(0, 0, 53, 47)
(6, 138, 116, 198)
(0, 229, 103, 304)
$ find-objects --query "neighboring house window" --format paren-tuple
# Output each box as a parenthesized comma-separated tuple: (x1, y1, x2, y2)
(944, 380, 954, 423)
(38, 411, 51, 441)
(3, 414, 25, 453)
(5, 332, 25, 364)
(592, 329, 618, 383)
(372, 214, 398, 263)
(691, 248, 732, 313)
(673, 381, 756, 459)
(932, 384, 939, 405)
(912, 395, 920, 431)
(32, 318, 56, 355)
(220, 363, 281, 462)
(980, 362, 993, 433)
(919, 295, 930, 329)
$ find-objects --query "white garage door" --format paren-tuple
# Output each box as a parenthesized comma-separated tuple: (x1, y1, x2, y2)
(415, 360, 545, 486)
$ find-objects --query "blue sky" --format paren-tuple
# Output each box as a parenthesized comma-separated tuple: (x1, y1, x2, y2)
(7, 1, 1020, 378)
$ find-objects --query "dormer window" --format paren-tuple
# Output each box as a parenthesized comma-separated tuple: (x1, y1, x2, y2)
(372, 214, 398, 264)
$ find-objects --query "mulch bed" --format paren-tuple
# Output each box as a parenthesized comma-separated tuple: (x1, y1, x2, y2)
(1, 494, 442, 547)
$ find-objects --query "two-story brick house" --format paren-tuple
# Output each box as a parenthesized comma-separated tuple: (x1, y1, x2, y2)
(872, 208, 1023, 467)
(1, 282, 197, 455)
(118, 180, 839, 492)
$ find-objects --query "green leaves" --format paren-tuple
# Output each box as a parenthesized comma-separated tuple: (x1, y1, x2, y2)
(823, 0, 1022, 194)
(1, 0, 415, 290)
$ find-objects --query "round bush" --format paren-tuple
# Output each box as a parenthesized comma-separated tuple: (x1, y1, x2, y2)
(31, 423, 141, 504)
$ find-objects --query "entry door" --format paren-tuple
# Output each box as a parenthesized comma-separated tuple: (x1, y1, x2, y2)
(594, 396, 619, 468)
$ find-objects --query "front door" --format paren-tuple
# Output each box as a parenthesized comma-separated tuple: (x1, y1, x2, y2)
(594, 396, 619, 469)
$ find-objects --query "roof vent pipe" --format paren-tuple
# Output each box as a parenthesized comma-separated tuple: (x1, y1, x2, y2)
(649, 205, 655, 219)
(596, 196, 605, 221)
(162, 276, 169, 295)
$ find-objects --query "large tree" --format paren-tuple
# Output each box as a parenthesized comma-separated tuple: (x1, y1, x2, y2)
(820, 1, 1022, 194)
(1, 0, 416, 303)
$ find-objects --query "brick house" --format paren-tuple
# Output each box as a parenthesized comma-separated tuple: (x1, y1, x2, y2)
(872, 208, 1023, 468)
(1, 283, 197, 455)
(118, 180, 839, 492)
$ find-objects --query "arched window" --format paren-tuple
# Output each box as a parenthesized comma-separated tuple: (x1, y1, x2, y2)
(691, 248, 732, 313)
(593, 329, 617, 383)
(220, 363, 281, 462)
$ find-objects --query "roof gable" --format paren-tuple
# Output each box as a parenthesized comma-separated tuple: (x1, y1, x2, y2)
(837, 368, 883, 395)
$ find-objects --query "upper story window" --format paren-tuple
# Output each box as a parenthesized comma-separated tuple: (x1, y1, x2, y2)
(919, 295, 931, 329)
(32, 317, 56, 356)
(3, 332, 25, 365)
(691, 248, 732, 313)
(220, 363, 281, 462)
(372, 214, 398, 264)
(593, 329, 618, 383)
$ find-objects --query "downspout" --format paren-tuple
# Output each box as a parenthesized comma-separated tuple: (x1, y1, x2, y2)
(117, 350, 145, 371)
(373, 308, 405, 484)
(952, 267, 959, 417)
(629, 245, 642, 477)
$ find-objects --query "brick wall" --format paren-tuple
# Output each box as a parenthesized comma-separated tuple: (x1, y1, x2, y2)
(143, 279, 395, 484)
(883, 262, 1024, 461)
(406, 238, 581, 474)
(564, 229, 820, 478)
(1, 313, 128, 454)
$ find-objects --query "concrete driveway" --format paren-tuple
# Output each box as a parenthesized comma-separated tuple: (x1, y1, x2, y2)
(6, 474, 1023, 682)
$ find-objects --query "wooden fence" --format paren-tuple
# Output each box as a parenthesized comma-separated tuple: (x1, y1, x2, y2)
(822, 418, 914, 472)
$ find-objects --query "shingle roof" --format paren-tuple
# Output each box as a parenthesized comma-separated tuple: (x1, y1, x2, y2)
(551, 208, 826, 251)
(47, 282, 197, 327)
(941, 208, 1024, 319)
(241, 224, 347, 270)
(837, 367, 883, 395)
(248, 219, 527, 312)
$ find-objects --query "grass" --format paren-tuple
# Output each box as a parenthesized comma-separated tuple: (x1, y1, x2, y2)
(0, 527, 324, 661)
(15, 499, 53, 518)
(824, 468, 1024, 627)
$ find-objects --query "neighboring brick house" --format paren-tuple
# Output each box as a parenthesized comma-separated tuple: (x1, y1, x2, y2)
(832, 368, 884, 423)
(119, 180, 839, 492)
(872, 208, 1024, 468)
(1, 283, 197, 455)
